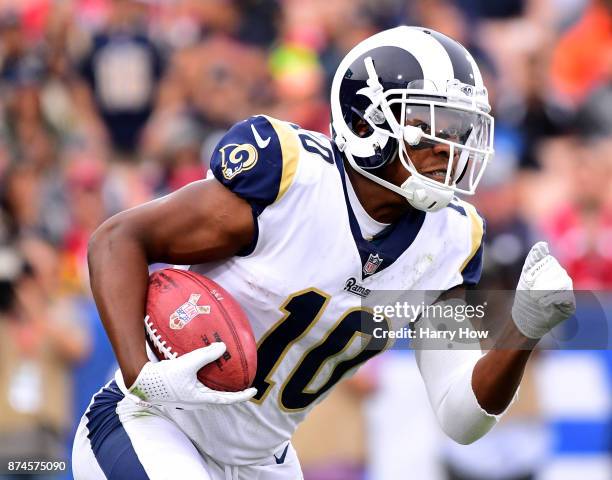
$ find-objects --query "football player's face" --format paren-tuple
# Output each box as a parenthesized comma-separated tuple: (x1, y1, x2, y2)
(404, 140, 457, 183)
(399, 104, 473, 183)
(380, 141, 457, 191)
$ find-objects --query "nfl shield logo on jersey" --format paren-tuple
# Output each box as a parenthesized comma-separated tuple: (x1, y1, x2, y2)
(363, 253, 383, 276)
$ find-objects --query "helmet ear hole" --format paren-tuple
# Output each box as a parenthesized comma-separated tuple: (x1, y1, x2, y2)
(353, 117, 372, 138)
(349, 98, 374, 138)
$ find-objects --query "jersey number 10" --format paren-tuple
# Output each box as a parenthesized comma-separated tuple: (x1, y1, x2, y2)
(251, 288, 391, 411)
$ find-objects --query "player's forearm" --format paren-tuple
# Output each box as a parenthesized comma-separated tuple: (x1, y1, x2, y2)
(472, 321, 536, 415)
(88, 216, 151, 387)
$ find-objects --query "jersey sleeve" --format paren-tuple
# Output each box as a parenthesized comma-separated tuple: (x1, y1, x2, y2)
(209, 115, 300, 216)
(459, 205, 486, 286)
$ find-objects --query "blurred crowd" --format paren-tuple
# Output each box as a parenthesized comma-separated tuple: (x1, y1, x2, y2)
(0, 0, 610, 479)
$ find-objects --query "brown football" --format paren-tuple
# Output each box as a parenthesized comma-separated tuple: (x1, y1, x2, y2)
(145, 268, 257, 392)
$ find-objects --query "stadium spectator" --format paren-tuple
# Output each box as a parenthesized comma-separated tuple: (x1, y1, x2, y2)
(73, 0, 165, 156)
(0, 240, 87, 477)
(550, 0, 612, 106)
(541, 138, 612, 289)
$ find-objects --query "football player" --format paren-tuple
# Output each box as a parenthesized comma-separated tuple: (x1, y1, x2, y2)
(72, 27, 575, 479)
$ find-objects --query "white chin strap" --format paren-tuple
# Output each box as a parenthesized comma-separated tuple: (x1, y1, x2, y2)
(400, 174, 455, 212)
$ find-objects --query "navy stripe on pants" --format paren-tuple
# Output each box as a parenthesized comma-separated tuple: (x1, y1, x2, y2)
(86, 381, 149, 479)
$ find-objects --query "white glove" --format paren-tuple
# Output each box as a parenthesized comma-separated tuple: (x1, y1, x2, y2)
(116, 342, 257, 409)
(512, 242, 576, 339)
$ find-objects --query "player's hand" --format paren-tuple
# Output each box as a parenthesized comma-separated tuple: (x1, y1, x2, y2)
(512, 242, 576, 339)
(115, 342, 257, 409)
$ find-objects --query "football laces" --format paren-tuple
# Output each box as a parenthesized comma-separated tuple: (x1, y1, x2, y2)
(144, 315, 178, 360)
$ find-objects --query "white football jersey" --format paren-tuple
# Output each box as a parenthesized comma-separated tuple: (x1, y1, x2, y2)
(147, 115, 485, 464)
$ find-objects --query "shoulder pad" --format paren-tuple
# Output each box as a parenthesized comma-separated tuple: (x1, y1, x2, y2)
(209, 115, 300, 214)
(453, 200, 486, 286)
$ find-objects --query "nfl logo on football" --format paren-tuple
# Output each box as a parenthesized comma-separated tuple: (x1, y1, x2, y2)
(363, 253, 382, 276)
(169, 293, 211, 330)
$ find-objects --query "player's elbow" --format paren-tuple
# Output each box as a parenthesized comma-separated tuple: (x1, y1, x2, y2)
(88, 216, 114, 257)
(432, 385, 499, 445)
(440, 421, 489, 445)
(88, 213, 132, 270)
